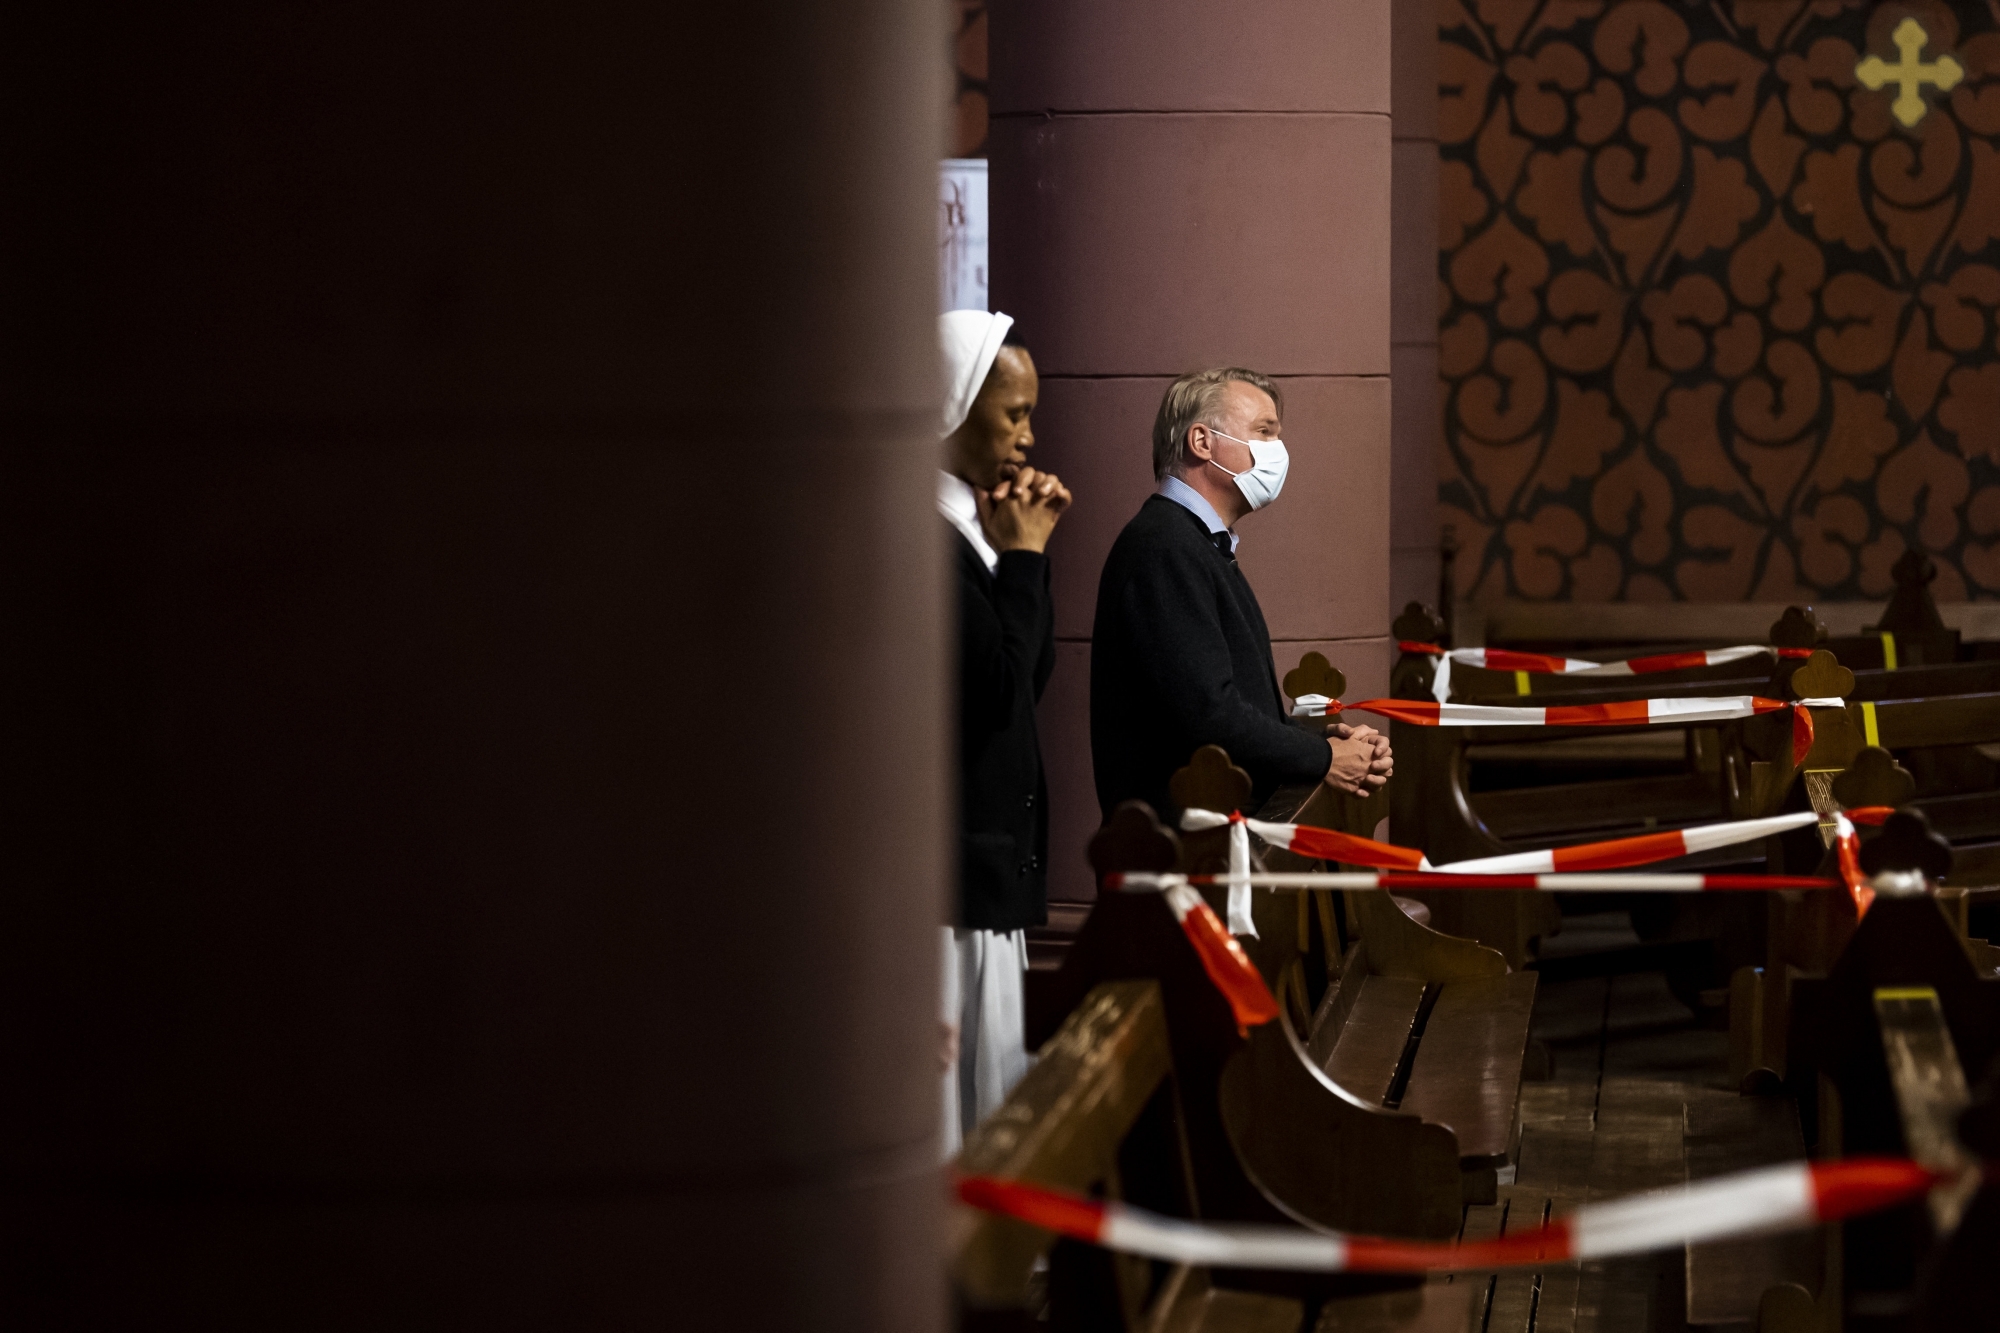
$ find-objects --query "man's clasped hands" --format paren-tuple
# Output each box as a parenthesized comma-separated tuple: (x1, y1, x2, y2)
(1323, 721, 1392, 796)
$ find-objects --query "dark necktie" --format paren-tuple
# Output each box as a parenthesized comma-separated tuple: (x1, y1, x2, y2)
(1210, 529, 1236, 563)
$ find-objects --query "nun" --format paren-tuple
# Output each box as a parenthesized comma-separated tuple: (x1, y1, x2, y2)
(936, 310, 1072, 1154)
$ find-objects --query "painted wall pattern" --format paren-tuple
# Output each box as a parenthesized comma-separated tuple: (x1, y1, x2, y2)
(1440, 0, 2000, 603)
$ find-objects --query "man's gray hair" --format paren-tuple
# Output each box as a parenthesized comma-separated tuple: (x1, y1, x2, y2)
(1151, 367, 1284, 481)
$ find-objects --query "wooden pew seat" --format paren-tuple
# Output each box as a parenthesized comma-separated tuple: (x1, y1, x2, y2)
(1309, 970, 1537, 1179)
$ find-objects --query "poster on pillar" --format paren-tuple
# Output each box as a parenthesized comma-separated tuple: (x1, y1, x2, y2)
(940, 158, 989, 312)
(1439, 1, 2000, 605)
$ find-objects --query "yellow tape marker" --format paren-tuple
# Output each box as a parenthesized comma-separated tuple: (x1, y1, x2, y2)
(1514, 670, 1531, 695)
(1861, 700, 1879, 748)
(1880, 631, 1898, 670)
(1874, 986, 1938, 1002)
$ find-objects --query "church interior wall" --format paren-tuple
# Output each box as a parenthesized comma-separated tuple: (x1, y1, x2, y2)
(989, 0, 1397, 906)
(1440, 0, 2000, 606)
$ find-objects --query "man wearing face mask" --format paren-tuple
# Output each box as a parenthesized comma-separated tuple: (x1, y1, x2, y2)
(936, 309, 1072, 1155)
(1090, 367, 1391, 822)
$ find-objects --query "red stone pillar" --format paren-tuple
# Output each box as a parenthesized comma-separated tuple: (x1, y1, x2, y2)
(991, 1, 1396, 903)
(1392, 0, 1444, 616)
(0, 8, 945, 1329)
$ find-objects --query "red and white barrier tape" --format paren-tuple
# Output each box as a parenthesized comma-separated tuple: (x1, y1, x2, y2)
(1181, 809, 1819, 880)
(1295, 693, 1838, 767)
(1121, 804, 1891, 1026)
(1831, 810, 1874, 915)
(1400, 642, 1817, 704)
(1180, 809, 1423, 873)
(1112, 869, 1837, 894)
(957, 1158, 1953, 1273)
(1432, 810, 1822, 874)
(1398, 641, 1815, 676)
(1157, 882, 1279, 1034)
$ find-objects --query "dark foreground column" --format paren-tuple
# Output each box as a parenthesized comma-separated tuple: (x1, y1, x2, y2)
(991, 1, 1396, 904)
(0, 8, 945, 1330)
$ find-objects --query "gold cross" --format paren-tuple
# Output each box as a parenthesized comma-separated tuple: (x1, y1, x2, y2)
(1856, 17, 1965, 128)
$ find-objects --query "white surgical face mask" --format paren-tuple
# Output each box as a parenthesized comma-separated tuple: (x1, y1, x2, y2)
(1205, 429, 1289, 510)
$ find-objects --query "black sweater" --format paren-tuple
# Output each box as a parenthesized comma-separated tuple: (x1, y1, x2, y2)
(1090, 495, 1331, 820)
(953, 528, 1056, 932)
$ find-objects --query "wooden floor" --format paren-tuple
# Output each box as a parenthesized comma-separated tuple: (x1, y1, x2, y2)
(1322, 912, 1811, 1333)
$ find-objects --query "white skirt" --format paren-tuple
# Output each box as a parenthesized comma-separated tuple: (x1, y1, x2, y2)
(939, 925, 1031, 1159)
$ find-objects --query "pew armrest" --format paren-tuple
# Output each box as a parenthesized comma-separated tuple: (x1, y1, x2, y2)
(1876, 987, 1978, 1233)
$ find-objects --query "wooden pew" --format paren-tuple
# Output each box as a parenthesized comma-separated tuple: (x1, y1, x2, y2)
(1730, 652, 2000, 879)
(1027, 802, 1469, 1252)
(1416, 600, 1814, 706)
(1029, 776, 1532, 1232)
(1409, 602, 1793, 967)
(955, 973, 1489, 1331)
(1385, 616, 1785, 993)
(1443, 565, 2000, 855)
(1380, 602, 1807, 944)
(1763, 813, 2000, 1327)
(1026, 787, 1531, 1329)
(1411, 574, 2000, 874)
(1410, 603, 2000, 843)
(952, 977, 1310, 1330)
(1733, 748, 2000, 1093)
(1172, 745, 1537, 1209)
(1435, 622, 2000, 882)
(1729, 745, 1897, 1094)
(1386, 628, 2000, 993)
(1819, 549, 1963, 670)
(1288, 647, 1561, 971)
(1716, 969, 1988, 1333)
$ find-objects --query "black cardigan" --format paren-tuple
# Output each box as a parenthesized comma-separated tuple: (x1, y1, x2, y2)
(952, 527, 1055, 932)
(1089, 495, 1331, 820)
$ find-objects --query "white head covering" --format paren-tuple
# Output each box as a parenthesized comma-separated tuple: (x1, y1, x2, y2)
(939, 309, 1016, 439)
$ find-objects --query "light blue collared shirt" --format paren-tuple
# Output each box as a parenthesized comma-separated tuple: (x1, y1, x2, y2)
(1157, 474, 1239, 556)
